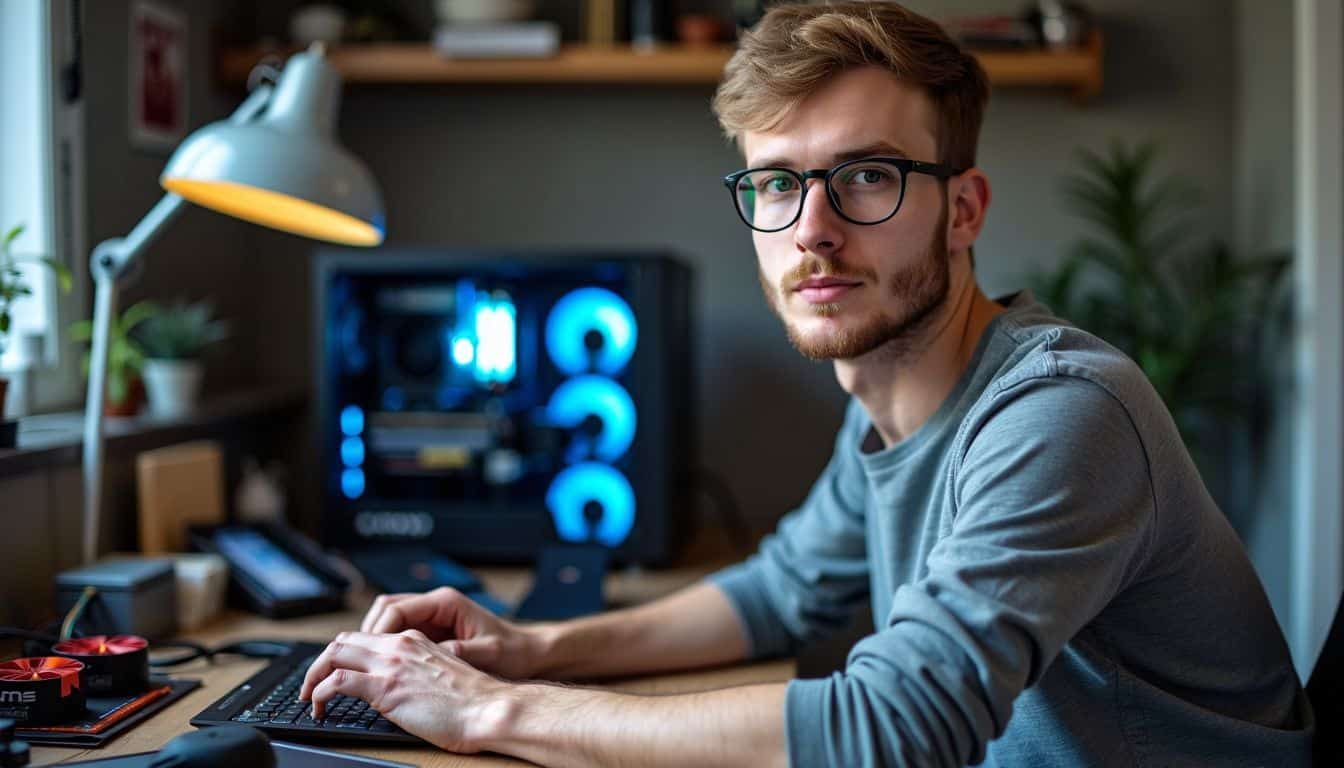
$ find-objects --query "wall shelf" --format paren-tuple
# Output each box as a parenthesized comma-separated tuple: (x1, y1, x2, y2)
(217, 31, 1104, 100)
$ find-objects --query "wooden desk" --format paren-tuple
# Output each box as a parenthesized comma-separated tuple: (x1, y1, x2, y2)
(31, 555, 794, 766)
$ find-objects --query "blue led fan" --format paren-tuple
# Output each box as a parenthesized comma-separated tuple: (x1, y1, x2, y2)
(545, 375, 637, 463)
(545, 287, 637, 376)
(546, 462, 636, 547)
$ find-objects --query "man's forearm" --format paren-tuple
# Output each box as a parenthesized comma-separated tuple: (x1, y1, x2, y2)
(528, 581, 751, 680)
(483, 681, 788, 768)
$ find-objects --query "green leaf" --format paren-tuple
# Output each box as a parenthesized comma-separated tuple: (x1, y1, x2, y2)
(120, 301, 159, 333)
(39, 258, 72, 293)
(69, 319, 93, 342)
(1, 224, 23, 252)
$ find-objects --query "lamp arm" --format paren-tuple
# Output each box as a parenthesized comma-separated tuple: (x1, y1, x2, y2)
(80, 82, 274, 564)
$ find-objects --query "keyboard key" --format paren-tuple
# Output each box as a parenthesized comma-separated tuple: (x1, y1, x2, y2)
(233, 710, 268, 724)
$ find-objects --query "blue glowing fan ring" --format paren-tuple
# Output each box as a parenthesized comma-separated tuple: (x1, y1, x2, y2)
(545, 375, 637, 463)
(546, 463, 636, 547)
(545, 287, 637, 376)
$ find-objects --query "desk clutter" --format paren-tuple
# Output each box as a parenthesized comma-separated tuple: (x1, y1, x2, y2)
(0, 634, 199, 748)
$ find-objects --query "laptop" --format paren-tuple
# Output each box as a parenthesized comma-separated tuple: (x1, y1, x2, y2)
(190, 641, 422, 744)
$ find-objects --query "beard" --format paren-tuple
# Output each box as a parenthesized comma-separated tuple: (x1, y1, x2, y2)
(759, 201, 951, 361)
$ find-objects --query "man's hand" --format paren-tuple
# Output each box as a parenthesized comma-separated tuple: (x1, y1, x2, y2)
(298, 630, 512, 753)
(298, 628, 788, 767)
(360, 587, 542, 679)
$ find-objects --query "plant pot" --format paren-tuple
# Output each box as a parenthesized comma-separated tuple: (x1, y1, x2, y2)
(105, 377, 146, 418)
(143, 358, 203, 419)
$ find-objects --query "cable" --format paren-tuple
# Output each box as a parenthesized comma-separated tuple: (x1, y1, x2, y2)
(5, 621, 293, 670)
(149, 638, 296, 668)
(59, 585, 98, 640)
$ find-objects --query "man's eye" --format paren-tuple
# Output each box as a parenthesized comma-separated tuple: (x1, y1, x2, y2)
(843, 167, 892, 186)
(759, 175, 797, 194)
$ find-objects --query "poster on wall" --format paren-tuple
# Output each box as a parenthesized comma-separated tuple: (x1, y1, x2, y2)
(129, 0, 187, 151)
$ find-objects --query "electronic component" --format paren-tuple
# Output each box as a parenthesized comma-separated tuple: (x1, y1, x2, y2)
(0, 657, 85, 725)
(316, 251, 693, 565)
(51, 636, 150, 697)
(55, 559, 177, 640)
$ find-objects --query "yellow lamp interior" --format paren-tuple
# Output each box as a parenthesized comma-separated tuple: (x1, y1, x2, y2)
(162, 178, 383, 246)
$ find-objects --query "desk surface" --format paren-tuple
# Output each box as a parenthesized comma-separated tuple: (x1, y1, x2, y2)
(32, 553, 794, 767)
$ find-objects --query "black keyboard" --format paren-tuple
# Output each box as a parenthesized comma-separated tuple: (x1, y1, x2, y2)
(190, 641, 422, 744)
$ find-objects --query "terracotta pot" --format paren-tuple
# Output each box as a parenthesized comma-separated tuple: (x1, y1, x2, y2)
(676, 14, 724, 46)
(105, 377, 146, 418)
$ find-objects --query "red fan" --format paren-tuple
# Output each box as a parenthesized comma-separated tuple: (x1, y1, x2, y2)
(53, 635, 151, 696)
(0, 657, 86, 724)
(52, 635, 148, 656)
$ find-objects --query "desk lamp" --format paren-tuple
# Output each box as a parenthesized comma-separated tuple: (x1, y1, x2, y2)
(81, 45, 383, 564)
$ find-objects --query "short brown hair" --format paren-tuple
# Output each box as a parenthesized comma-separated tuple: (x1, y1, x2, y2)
(713, 2, 990, 171)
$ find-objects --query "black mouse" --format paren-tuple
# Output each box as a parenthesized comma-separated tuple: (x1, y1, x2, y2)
(149, 725, 275, 768)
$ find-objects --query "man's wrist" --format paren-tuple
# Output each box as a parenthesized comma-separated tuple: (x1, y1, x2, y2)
(522, 622, 566, 677)
(476, 681, 587, 759)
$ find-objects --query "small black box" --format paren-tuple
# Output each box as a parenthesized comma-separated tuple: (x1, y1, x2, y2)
(55, 558, 176, 639)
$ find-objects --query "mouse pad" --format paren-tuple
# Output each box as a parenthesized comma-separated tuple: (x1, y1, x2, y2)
(18, 677, 200, 747)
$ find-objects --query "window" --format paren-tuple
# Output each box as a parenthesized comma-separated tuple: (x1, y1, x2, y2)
(0, 0, 86, 411)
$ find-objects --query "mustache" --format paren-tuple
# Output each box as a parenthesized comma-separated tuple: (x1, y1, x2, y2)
(782, 255, 878, 292)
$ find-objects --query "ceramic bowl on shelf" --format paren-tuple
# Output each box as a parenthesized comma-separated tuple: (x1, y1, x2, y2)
(290, 4, 346, 45)
(435, 0, 536, 24)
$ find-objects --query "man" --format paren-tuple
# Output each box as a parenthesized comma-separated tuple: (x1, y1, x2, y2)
(300, 3, 1314, 765)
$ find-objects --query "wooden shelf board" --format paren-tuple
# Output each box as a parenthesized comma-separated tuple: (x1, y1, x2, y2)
(217, 32, 1103, 99)
(219, 43, 739, 86)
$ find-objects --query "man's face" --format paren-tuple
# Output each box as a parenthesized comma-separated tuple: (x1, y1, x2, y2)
(743, 66, 953, 361)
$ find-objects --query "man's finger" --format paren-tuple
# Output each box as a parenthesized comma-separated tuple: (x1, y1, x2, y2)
(444, 637, 501, 671)
(370, 588, 465, 635)
(361, 593, 415, 633)
(299, 633, 379, 701)
(309, 668, 385, 720)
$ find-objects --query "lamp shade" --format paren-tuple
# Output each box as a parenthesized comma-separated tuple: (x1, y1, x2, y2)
(160, 48, 384, 246)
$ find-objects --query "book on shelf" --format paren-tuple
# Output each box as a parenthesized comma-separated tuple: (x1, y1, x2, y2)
(433, 22, 562, 59)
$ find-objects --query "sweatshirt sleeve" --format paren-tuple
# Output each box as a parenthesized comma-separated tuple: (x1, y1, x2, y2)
(784, 376, 1156, 767)
(707, 399, 873, 659)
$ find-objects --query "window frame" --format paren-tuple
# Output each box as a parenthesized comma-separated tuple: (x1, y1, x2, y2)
(0, 0, 88, 412)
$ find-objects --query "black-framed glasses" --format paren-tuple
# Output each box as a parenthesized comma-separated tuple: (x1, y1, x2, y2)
(722, 156, 961, 233)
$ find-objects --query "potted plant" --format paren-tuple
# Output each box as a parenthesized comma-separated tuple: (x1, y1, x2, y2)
(0, 223, 72, 445)
(135, 300, 228, 419)
(70, 301, 156, 417)
(1030, 141, 1288, 532)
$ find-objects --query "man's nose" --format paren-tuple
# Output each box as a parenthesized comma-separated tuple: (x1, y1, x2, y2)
(794, 179, 844, 255)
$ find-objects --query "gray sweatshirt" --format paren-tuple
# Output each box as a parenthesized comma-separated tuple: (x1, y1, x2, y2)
(709, 293, 1312, 767)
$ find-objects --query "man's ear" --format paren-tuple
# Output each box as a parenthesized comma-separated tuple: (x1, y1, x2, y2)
(947, 168, 991, 254)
